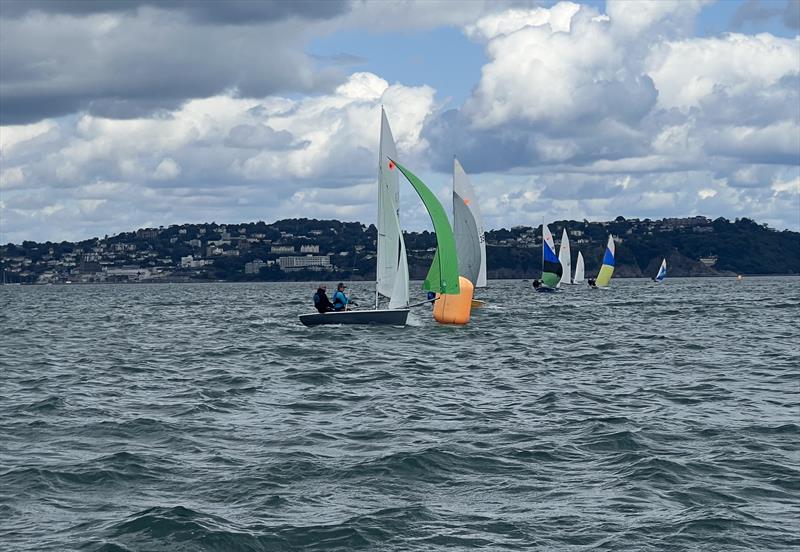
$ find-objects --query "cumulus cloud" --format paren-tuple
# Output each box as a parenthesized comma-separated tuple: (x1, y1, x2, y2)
(423, 1, 799, 230)
(0, 72, 437, 242)
(0, 3, 347, 125)
(646, 33, 800, 110)
(1, 0, 799, 242)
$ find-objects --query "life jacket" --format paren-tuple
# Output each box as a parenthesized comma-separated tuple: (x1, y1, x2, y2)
(332, 290, 348, 310)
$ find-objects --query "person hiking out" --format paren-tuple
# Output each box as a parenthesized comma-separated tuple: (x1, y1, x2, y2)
(313, 284, 334, 313)
(332, 282, 350, 311)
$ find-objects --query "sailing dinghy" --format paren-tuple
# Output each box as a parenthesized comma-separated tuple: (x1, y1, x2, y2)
(590, 235, 615, 289)
(299, 109, 410, 326)
(573, 251, 585, 284)
(535, 224, 562, 293)
(653, 258, 667, 283)
(558, 228, 575, 286)
(452, 157, 487, 307)
(392, 159, 473, 325)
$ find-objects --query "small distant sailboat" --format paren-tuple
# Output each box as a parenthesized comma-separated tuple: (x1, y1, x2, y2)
(653, 258, 667, 283)
(534, 224, 563, 292)
(589, 235, 615, 288)
(573, 251, 585, 284)
(452, 157, 487, 307)
(299, 108, 409, 326)
(558, 228, 574, 286)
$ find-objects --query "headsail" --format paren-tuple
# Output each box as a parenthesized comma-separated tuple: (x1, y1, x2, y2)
(375, 108, 409, 308)
(655, 258, 667, 282)
(558, 228, 571, 286)
(595, 235, 615, 287)
(541, 224, 563, 288)
(573, 251, 585, 283)
(453, 158, 487, 288)
(391, 159, 460, 295)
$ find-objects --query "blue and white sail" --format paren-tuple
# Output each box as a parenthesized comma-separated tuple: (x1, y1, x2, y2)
(654, 258, 667, 283)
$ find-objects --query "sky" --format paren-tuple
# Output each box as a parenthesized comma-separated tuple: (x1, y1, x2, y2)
(0, 0, 798, 244)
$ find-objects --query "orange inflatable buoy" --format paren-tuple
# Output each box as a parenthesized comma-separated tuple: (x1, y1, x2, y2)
(433, 276, 474, 325)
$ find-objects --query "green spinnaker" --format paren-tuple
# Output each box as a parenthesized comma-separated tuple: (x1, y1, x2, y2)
(391, 159, 460, 295)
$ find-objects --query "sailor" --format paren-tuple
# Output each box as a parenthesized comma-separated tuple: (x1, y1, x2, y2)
(313, 284, 334, 313)
(532, 279, 541, 289)
(332, 282, 350, 311)
(587, 278, 597, 288)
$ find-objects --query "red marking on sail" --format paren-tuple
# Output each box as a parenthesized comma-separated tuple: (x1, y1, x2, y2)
(463, 198, 471, 205)
(388, 160, 395, 170)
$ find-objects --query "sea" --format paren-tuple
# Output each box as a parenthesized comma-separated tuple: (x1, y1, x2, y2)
(1, 277, 798, 551)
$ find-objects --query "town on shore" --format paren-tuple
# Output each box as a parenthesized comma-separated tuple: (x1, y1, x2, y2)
(1, 215, 798, 285)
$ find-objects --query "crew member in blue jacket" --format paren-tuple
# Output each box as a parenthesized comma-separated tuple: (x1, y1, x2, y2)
(332, 282, 350, 311)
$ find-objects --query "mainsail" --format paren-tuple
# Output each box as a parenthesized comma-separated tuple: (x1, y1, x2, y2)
(655, 258, 667, 282)
(375, 108, 409, 309)
(558, 228, 571, 286)
(453, 158, 487, 288)
(595, 235, 615, 287)
(542, 224, 563, 289)
(574, 251, 585, 283)
(391, 159, 460, 295)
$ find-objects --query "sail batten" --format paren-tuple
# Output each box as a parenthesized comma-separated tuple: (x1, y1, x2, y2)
(453, 158, 487, 288)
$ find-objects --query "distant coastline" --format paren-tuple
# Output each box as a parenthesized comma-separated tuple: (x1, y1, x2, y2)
(2, 215, 798, 285)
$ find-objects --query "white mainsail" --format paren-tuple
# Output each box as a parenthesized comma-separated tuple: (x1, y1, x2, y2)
(452, 157, 487, 287)
(375, 108, 409, 308)
(558, 228, 571, 286)
(573, 251, 585, 283)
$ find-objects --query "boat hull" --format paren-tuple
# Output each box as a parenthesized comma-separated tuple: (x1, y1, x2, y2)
(535, 287, 557, 293)
(299, 308, 410, 326)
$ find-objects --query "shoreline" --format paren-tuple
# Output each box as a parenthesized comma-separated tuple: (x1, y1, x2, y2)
(2, 274, 798, 287)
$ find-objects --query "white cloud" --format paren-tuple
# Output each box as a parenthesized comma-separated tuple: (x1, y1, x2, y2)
(0, 166, 25, 189)
(0, 72, 437, 242)
(1, 1, 799, 242)
(154, 158, 181, 180)
(606, 0, 709, 37)
(647, 33, 800, 109)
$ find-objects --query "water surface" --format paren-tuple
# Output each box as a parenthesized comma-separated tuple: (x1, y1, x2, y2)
(1, 278, 798, 551)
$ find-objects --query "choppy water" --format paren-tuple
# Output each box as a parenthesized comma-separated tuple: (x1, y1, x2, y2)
(1, 278, 798, 551)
